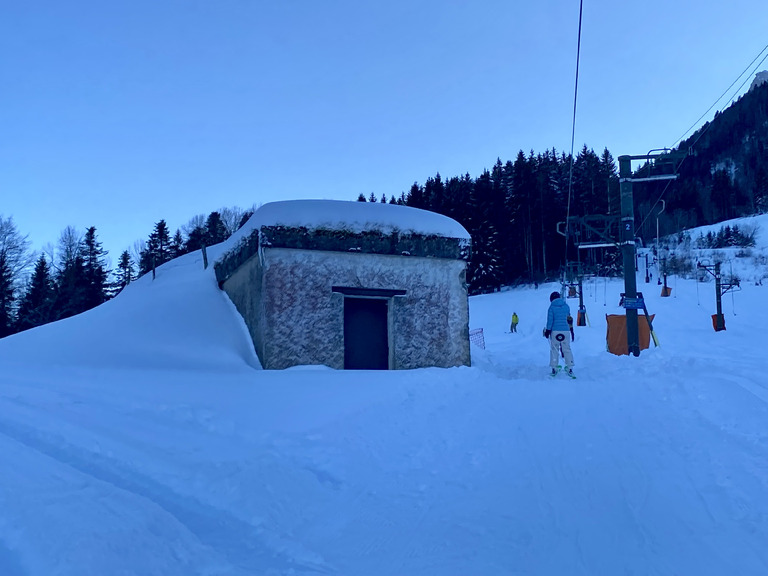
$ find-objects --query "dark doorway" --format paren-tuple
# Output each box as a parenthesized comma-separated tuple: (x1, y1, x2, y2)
(344, 298, 389, 370)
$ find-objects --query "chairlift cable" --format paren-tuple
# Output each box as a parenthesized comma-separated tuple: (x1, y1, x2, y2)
(564, 0, 584, 263)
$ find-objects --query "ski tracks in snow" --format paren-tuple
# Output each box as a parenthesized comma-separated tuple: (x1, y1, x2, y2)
(0, 390, 334, 576)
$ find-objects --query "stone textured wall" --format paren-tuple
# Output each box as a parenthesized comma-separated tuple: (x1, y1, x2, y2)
(222, 247, 470, 370)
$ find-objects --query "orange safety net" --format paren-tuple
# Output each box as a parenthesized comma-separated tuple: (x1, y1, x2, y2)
(711, 314, 726, 332)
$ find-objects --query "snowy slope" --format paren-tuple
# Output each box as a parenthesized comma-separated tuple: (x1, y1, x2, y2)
(663, 213, 768, 284)
(1, 218, 768, 575)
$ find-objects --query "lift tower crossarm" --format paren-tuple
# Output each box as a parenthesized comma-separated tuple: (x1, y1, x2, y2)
(620, 174, 679, 183)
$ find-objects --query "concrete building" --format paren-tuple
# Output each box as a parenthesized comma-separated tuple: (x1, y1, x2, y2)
(214, 200, 471, 370)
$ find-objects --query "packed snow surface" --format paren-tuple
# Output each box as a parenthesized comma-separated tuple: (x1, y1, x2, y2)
(232, 199, 471, 241)
(1, 218, 768, 575)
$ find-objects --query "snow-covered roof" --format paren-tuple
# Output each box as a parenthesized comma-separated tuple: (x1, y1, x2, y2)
(242, 200, 470, 240)
(214, 200, 471, 284)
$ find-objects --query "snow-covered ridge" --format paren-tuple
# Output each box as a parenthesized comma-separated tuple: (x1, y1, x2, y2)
(662, 213, 768, 283)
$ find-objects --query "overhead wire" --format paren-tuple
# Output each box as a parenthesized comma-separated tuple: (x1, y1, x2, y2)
(563, 0, 584, 290)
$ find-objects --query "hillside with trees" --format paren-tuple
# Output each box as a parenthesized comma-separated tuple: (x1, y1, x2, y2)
(359, 147, 621, 293)
(361, 77, 768, 294)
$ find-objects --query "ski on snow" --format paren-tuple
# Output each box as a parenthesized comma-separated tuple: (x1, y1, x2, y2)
(550, 365, 576, 379)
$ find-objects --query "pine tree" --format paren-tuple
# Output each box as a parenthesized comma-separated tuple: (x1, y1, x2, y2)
(140, 220, 172, 274)
(115, 250, 134, 292)
(467, 170, 504, 293)
(424, 173, 446, 215)
(0, 252, 14, 337)
(80, 226, 109, 310)
(368, 192, 377, 203)
(509, 151, 537, 280)
(357, 193, 367, 202)
(16, 255, 54, 331)
(171, 229, 185, 257)
(572, 145, 604, 216)
(50, 226, 88, 320)
(442, 174, 472, 227)
(184, 225, 207, 253)
(599, 148, 619, 216)
(153, 220, 172, 263)
(405, 182, 426, 209)
(205, 211, 228, 245)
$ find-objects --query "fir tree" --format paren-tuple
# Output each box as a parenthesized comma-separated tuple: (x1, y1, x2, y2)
(0, 252, 14, 337)
(466, 170, 504, 293)
(599, 148, 619, 216)
(509, 151, 536, 280)
(51, 226, 88, 320)
(80, 226, 109, 310)
(53, 263, 87, 319)
(118, 251, 134, 285)
(205, 211, 227, 245)
(16, 255, 54, 331)
(405, 183, 425, 209)
(171, 229, 185, 257)
(140, 220, 172, 274)
(184, 225, 207, 253)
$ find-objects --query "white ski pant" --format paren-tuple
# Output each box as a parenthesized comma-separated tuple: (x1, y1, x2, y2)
(549, 331, 574, 369)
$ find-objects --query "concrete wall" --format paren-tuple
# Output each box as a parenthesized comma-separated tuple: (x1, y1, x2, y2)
(222, 247, 470, 370)
(219, 249, 267, 363)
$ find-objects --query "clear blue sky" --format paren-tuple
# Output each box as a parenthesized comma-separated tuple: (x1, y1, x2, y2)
(2, 0, 766, 263)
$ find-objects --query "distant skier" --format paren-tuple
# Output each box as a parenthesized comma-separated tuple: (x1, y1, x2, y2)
(543, 291, 575, 377)
(510, 312, 519, 333)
